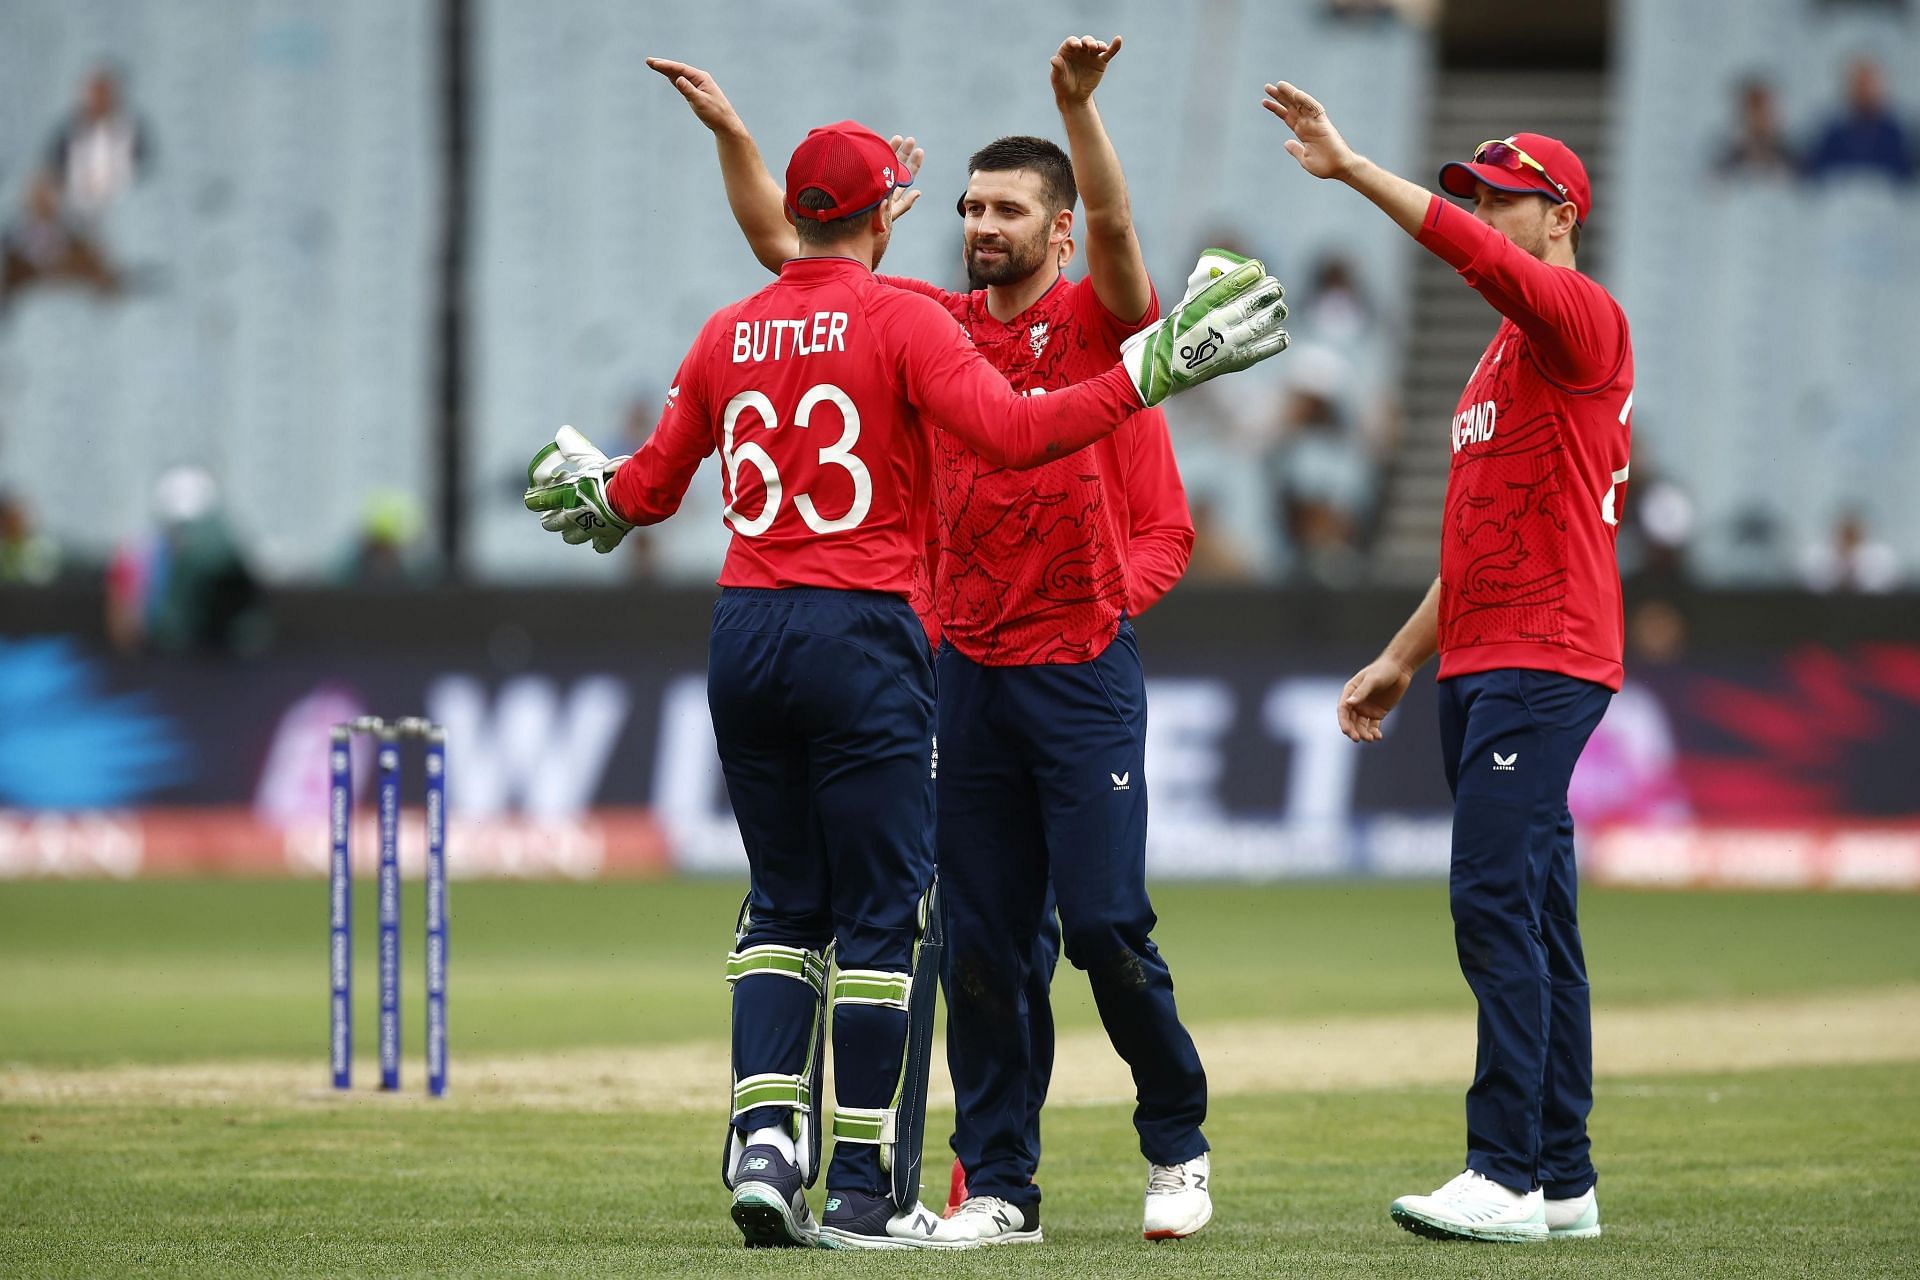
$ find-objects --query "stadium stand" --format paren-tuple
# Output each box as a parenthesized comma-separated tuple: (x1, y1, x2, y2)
(0, 0, 438, 581)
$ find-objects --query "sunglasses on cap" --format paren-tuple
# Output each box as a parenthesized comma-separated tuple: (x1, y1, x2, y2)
(1473, 138, 1570, 202)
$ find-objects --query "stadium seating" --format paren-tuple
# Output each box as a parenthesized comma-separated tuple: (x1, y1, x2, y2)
(0, 0, 437, 580)
(1613, 0, 1920, 582)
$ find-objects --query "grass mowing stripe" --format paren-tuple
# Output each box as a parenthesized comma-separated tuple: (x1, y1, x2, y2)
(3, 1062, 1916, 1278)
(3, 881, 1917, 1066)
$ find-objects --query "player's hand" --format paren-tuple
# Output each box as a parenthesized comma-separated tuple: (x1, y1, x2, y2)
(1337, 657, 1412, 743)
(1120, 249, 1290, 406)
(646, 57, 746, 137)
(1261, 81, 1360, 181)
(887, 134, 924, 220)
(1051, 34, 1122, 106)
(524, 425, 635, 555)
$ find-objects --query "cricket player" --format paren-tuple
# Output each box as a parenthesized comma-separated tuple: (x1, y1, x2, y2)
(650, 36, 1226, 1243)
(525, 119, 1289, 1250)
(1263, 82, 1631, 1242)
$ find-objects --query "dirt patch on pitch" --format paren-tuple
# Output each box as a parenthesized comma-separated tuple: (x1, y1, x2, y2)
(6, 986, 1917, 1112)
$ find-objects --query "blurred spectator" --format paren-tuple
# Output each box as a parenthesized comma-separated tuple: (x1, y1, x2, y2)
(1804, 56, 1915, 185)
(1626, 598, 1690, 666)
(107, 466, 266, 655)
(1719, 504, 1790, 583)
(1715, 77, 1799, 180)
(1304, 253, 1376, 351)
(338, 490, 432, 586)
(0, 492, 61, 585)
(1616, 442, 1695, 591)
(44, 65, 152, 219)
(1185, 497, 1258, 583)
(1800, 511, 1901, 592)
(1270, 345, 1375, 586)
(1323, 0, 1436, 22)
(1, 173, 120, 308)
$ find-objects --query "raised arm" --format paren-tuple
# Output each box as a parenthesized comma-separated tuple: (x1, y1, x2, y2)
(1261, 80, 1429, 235)
(647, 58, 793, 272)
(1261, 80, 1622, 386)
(648, 57, 926, 275)
(1052, 35, 1153, 325)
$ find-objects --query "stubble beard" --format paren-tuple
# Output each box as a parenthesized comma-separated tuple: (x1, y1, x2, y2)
(965, 226, 1050, 288)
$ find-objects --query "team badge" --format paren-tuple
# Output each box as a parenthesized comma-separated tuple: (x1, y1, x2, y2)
(1028, 320, 1050, 359)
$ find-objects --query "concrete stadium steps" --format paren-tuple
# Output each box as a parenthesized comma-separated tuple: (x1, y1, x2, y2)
(1374, 70, 1611, 585)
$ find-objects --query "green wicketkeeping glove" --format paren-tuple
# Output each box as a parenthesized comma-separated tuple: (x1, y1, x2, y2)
(1122, 248, 1291, 407)
(523, 425, 635, 555)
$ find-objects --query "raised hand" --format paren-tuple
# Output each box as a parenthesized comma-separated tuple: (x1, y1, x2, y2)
(888, 134, 925, 220)
(1262, 81, 1359, 181)
(1120, 250, 1290, 407)
(646, 57, 745, 136)
(1050, 34, 1123, 106)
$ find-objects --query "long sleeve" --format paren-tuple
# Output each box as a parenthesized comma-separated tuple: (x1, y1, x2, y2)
(1117, 419, 1193, 614)
(605, 331, 718, 526)
(1417, 196, 1627, 392)
(882, 292, 1143, 470)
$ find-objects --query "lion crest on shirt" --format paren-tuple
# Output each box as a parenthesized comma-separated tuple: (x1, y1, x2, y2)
(1028, 320, 1050, 359)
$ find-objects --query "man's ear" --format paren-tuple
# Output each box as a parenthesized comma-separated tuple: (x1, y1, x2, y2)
(1051, 207, 1074, 249)
(1059, 234, 1077, 270)
(784, 206, 798, 228)
(1548, 200, 1578, 243)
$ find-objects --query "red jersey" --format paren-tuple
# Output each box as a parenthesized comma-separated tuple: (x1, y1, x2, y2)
(1417, 197, 1634, 691)
(882, 273, 1194, 665)
(606, 256, 1144, 633)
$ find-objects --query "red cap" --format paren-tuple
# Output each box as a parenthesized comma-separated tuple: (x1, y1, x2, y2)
(1438, 132, 1591, 224)
(784, 121, 910, 222)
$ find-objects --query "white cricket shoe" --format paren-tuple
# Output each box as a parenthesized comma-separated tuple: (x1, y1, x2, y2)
(1390, 1169, 1547, 1243)
(1546, 1186, 1601, 1239)
(938, 1195, 1043, 1245)
(1143, 1152, 1212, 1240)
(816, 1189, 977, 1250)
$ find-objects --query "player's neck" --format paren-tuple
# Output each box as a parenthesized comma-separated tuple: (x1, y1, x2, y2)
(985, 258, 1062, 324)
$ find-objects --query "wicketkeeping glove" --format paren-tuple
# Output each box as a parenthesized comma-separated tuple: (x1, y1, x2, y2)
(1122, 248, 1291, 407)
(523, 425, 635, 555)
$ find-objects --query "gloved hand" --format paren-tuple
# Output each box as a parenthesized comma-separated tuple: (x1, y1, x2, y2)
(1122, 249, 1291, 407)
(523, 425, 635, 555)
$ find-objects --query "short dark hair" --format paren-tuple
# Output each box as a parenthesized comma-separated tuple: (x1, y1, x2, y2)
(1569, 220, 1581, 256)
(961, 135, 1077, 216)
(792, 185, 872, 247)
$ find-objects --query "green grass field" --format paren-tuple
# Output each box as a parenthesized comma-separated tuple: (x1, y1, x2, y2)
(3, 880, 1918, 1277)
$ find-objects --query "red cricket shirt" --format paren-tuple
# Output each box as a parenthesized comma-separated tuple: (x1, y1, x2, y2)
(605, 257, 1144, 635)
(1418, 196, 1635, 691)
(882, 273, 1195, 665)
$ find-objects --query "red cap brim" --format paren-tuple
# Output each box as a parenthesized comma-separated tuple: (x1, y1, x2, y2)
(1437, 159, 1565, 205)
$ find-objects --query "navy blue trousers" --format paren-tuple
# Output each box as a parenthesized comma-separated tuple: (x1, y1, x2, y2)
(708, 588, 936, 1196)
(939, 622, 1207, 1208)
(948, 887, 1062, 1192)
(1439, 668, 1611, 1197)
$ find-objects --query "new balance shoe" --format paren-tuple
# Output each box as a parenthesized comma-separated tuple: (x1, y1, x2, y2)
(728, 1144, 815, 1249)
(941, 1195, 1044, 1245)
(816, 1189, 976, 1250)
(1546, 1187, 1601, 1239)
(1390, 1169, 1548, 1243)
(1143, 1152, 1212, 1240)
